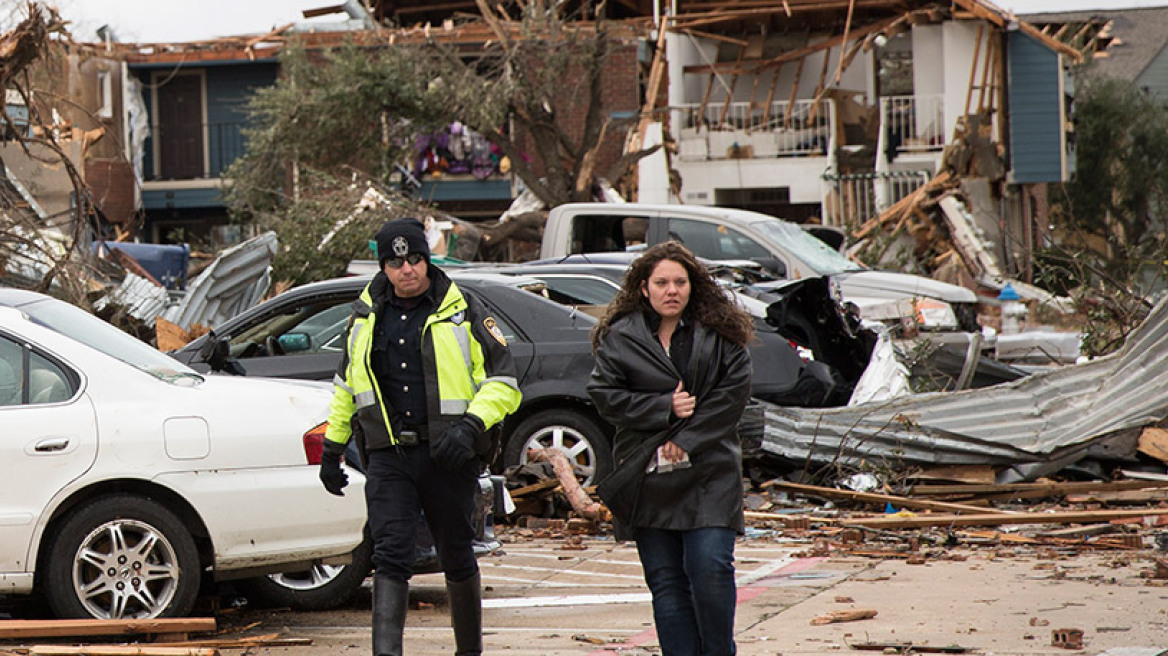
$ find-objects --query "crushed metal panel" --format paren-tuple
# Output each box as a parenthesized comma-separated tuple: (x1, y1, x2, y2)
(760, 293, 1168, 482)
(162, 232, 277, 330)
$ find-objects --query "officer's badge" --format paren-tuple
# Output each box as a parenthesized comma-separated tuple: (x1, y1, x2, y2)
(483, 317, 507, 346)
(392, 236, 409, 257)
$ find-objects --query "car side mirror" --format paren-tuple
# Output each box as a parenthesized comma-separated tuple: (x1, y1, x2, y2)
(196, 331, 246, 376)
(277, 332, 312, 353)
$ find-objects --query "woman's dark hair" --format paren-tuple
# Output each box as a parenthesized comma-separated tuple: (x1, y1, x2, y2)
(591, 241, 754, 349)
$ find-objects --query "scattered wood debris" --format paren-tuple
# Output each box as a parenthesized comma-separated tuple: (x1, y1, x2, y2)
(810, 608, 878, 625)
(0, 619, 215, 641)
(849, 642, 971, 653)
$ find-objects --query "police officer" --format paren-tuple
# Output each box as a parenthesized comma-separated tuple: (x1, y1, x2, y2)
(318, 218, 522, 656)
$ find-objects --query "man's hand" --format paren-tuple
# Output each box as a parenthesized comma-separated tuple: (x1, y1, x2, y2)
(431, 415, 483, 471)
(319, 439, 349, 496)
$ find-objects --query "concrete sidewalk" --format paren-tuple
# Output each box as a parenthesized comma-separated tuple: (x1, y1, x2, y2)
(226, 534, 1168, 655)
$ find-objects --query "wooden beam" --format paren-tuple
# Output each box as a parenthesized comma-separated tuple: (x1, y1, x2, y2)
(28, 647, 217, 656)
(683, 16, 896, 76)
(835, 0, 856, 84)
(764, 481, 1015, 515)
(761, 64, 782, 127)
(718, 35, 749, 127)
(841, 507, 1168, 530)
(0, 619, 216, 640)
(909, 479, 1168, 497)
(963, 23, 984, 117)
(977, 30, 995, 113)
(950, 0, 1006, 28)
(808, 41, 833, 122)
(676, 28, 748, 46)
(784, 58, 803, 128)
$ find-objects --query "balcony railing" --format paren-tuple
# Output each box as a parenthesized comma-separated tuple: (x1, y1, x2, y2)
(881, 94, 945, 155)
(821, 169, 931, 229)
(675, 98, 834, 160)
(146, 121, 245, 181)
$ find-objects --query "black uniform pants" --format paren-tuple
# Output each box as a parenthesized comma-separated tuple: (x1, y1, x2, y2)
(364, 443, 479, 583)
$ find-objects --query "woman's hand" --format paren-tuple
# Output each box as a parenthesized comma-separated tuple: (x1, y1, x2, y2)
(672, 381, 695, 419)
(659, 439, 688, 464)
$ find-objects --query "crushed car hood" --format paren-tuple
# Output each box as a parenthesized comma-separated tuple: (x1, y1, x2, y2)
(832, 270, 977, 304)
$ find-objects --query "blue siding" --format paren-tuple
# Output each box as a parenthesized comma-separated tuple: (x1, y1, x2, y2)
(142, 186, 226, 210)
(418, 179, 513, 202)
(205, 64, 277, 176)
(1008, 33, 1067, 183)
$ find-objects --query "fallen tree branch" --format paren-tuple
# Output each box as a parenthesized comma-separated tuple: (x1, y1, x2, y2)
(530, 448, 611, 521)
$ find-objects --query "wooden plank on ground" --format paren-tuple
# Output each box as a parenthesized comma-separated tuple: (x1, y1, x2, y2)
(0, 619, 216, 640)
(28, 647, 217, 656)
(158, 633, 312, 648)
(841, 507, 1168, 530)
(909, 479, 1168, 499)
(763, 481, 1015, 515)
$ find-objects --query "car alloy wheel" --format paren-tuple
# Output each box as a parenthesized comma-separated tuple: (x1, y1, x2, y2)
(504, 409, 612, 487)
(45, 495, 199, 619)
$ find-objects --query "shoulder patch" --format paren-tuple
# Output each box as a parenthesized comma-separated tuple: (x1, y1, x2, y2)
(483, 317, 507, 346)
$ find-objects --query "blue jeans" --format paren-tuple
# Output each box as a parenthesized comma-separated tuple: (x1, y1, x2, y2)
(634, 527, 737, 656)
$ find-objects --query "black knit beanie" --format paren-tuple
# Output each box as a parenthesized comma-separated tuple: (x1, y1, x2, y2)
(375, 218, 430, 266)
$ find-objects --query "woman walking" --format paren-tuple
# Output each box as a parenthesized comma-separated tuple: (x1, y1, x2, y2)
(588, 241, 754, 656)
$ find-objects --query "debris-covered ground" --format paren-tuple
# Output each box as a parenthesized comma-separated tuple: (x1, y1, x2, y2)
(9, 478, 1168, 655)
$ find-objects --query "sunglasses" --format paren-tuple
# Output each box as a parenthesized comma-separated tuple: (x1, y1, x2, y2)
(384, 253, 426, 269)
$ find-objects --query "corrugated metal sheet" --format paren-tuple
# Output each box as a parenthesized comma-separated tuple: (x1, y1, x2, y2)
(94, 273, 171, 321)
(759, 293, 1168, 483)
(162, 232, 277, 330)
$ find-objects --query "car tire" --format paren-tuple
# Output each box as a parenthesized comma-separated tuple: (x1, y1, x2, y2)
(237, 535, 373, 611)
(503, 409, 612, 486)
(43, 495, 200, 620)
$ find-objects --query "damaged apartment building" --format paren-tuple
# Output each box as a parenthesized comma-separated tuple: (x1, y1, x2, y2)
(11, 2, 1076, 248)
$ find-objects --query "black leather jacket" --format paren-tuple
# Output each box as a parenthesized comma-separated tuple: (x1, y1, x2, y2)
(588, 310, 751, 537)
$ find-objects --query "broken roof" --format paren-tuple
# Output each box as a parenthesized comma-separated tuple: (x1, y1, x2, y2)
(71, 0, 1077, 67)
(1019, 6, 1168, 82)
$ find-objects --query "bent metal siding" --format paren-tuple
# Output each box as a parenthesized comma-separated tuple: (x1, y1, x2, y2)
(758, 296, 1168, 484)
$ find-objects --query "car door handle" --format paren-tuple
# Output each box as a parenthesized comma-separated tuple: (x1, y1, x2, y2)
(34, 437, 70, 452)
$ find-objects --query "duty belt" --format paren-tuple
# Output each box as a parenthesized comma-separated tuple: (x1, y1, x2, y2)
(398, 425, 429, 446)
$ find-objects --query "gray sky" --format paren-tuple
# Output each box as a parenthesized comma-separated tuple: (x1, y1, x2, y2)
(48, 0, 1168, 44)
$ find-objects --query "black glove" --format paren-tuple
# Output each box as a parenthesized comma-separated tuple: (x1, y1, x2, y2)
(319, 439, 349, 496)
(431, 415, 484, 471)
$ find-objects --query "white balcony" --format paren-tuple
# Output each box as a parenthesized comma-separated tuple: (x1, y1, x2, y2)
(675, 98, 835, 161)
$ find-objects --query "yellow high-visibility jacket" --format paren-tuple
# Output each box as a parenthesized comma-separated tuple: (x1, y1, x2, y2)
(324, 267, 521, 455)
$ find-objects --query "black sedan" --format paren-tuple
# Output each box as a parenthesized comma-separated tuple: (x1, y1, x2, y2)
(171, 272, 613, 483)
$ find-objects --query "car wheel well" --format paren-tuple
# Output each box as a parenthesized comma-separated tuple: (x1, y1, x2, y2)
(36, 480, 215, 589)
(500, 397, 611, 448)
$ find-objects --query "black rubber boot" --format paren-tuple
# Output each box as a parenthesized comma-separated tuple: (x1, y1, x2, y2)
(373, 573, 409, 656)
(446, 571, 482, 655)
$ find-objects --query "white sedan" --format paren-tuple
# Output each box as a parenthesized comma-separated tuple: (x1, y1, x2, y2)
(0, 288, 366, 619)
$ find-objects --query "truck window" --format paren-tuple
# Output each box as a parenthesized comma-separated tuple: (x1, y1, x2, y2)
(665, 218, 769, 261)
(569, 215, 649, 254)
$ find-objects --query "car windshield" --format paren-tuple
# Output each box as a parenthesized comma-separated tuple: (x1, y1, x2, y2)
(23, 298, 201, 383)
(750, 219, 865, 275)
